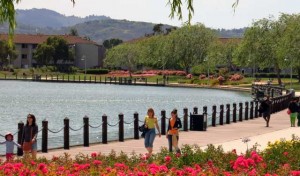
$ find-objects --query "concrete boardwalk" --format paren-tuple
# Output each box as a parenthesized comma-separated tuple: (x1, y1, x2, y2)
(29, 109, 299, 159)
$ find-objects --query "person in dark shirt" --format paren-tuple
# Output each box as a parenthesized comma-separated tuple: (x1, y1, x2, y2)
(260, 96, 272, 127)
(288, 97, 298, 127)
(22, 114, 38, 159)
(166, 109, 182, 153)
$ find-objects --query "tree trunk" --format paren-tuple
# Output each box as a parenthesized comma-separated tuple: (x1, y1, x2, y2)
(275, 65, 282, 85)
(298, 67, 300, 83)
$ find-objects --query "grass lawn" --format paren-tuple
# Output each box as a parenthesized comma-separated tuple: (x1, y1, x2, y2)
(1, 69, 300, 91)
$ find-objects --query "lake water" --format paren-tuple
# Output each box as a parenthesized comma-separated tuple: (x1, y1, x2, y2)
(0, 80, 251, 154)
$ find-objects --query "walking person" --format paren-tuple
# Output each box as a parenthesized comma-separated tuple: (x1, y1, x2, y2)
(288, 97, 298, 127)
(22, 114, 38, 159)
(144, 108, 161, 156)
(259, 96, 272, 127)
(166, 109, 182, 153)
(297, 97, 300, 127)
(0, 132, 21, 161)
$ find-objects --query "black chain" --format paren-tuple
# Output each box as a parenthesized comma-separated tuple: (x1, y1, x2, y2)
(89, 123, 103, 128)
(124, 120, 134, 125)
(69, 125, 84, 131)
(48, 126, 64, 134)
(107, 120, 120, 127)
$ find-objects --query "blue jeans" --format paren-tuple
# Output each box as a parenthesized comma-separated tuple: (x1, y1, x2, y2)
(144, 128, 156, 148)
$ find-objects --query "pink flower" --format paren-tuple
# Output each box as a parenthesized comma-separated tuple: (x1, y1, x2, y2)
(291, 170, 300, 176)
(164, 156, 171, 163)
(37, 163, 47, 170)
(283, 152, 289, 156)
(93, 160, 102, 166)
(91, 152, 97, 158)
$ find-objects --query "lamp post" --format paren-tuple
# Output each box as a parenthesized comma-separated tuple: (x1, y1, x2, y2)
(81, 55, 86, 79)
(7, 54, 10, 66)
(204, 57, 210, 86)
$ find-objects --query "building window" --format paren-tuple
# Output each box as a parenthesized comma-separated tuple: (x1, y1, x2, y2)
(22, 44, 28, 48)
(32, 44, 38, 49)
(22, 54, 27, 59)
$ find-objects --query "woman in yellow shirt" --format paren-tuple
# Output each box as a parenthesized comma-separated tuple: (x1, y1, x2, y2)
(166, 109, 182, 153)
(144, 108, 161, 155)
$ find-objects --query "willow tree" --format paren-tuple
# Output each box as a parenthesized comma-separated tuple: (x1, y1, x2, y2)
(168, 24, 216, 73)
(277, 14, 300, 82)
(104, 43, 143, 78)
(234, 17, 286, 85)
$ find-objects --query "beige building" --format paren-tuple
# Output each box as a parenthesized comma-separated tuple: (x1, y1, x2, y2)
(0, 34, 105, 69)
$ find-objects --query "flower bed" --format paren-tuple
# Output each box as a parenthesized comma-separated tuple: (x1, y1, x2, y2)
(0, 136, 299, 175)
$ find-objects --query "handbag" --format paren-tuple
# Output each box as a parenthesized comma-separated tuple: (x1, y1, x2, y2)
(22, 127, 33, 152)
(22, 142, 32, 151)
(138, 124, 147, 132)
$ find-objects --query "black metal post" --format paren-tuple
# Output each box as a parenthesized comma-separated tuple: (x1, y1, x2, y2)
(219, 104, 224, 125)
(239, 102, 243, 121)
(193, 106, 198, 114)
(83, 116, 89, 147)
(250, 101, 254, 119)
(212, 105, 216, 127)
(64, 117, 69, 149)
(102, 114, 107, 144)
(17, 121, 24, 156)
(134, 112, 139, 139)
(226, 104, 230, 124)
(161, 110, 166, 135)
(119, 113, 124, 142)
(183, 108, 188, 131)
(42, 120, 48, 153)
(245, 102, 249, 120)
(233, 103, 237, 122)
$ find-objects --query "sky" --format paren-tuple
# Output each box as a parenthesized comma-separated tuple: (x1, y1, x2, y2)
(15, 0, 300, 29)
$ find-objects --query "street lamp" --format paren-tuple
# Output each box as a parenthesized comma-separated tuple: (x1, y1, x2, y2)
(7, 54, 10, 66)
(204, 57, 210, 86)
(81, 55, 87, 80)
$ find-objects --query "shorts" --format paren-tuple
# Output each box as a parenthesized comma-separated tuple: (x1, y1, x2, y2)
(32, 141, 37, 151)
(6, 153, 13, 160)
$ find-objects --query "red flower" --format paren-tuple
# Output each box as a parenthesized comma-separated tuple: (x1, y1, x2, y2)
(164, 156, 171, 163)
(93, 160, 102, 166)
(91, 152, 97, 158)
(291, 170, 300, 176)
(283, 152, 289, 156)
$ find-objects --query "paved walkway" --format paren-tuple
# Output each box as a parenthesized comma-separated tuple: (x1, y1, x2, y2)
(30, 109, 298, 159)
(1, 109, 298, 160)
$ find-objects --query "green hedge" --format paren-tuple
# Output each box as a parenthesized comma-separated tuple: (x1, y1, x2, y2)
(254, 73, 298, 78)
(86, 69, 109, 74)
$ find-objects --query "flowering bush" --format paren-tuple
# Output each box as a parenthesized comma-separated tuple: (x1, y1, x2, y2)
(108, 70, 187, 77)
(229, 74, 244, 81)
(0, 136, 299, 175)
(186, 74, 193, 79)
(199, 74, 206, 80)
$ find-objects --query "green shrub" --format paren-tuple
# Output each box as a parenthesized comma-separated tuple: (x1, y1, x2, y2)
(86, 69, 109, 74)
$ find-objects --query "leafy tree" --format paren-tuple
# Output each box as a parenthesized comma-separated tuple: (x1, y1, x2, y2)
(104, 43, 143, 77)
(234, 16, 289, 85)
(33, 43, 55, 66)
(168, 24, 216, 73)
(69, 28, 79, 36)
(33, 36, 73, 66)
(277, 14, 300, 82)
(0, 40, 17, 66)
(153, 24, 164, 35)
(103, 38, 123, 49)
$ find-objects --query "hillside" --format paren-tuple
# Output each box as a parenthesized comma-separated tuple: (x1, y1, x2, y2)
(16, 8, 110, 28)
(0, 8, 245, 44)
